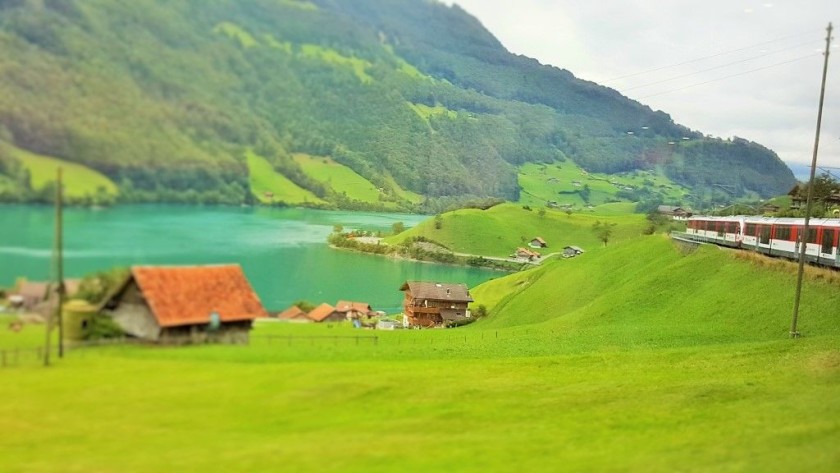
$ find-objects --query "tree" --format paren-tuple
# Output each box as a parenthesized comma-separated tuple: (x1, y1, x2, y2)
(293, 300, 316, 313)
(538, 207, 546, 218)
(579, 184, 591, 204)
(392, 221, 405, 234)
(592, 221, 617, 247)
(472, 304, 488, 318)
(434, 214, 443, 230)
(332, 224, 343, 234)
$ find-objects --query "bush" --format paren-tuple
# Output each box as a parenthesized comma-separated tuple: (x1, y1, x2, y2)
(84, 314, 124, 340)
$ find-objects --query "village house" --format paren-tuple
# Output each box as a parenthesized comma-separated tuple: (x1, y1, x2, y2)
(563, 246, 585, 258)
(307, 303, 343, 323)
(277, 305, 310, 322)
(514, 247, 541, 261)
(529, 237, 548, 249)
(400, 281, 473, 328)
(335, 300, 373, 320)
(657, 205, 692, 220)
(99, 265, 267, 344)
(9, 279, 80, 312)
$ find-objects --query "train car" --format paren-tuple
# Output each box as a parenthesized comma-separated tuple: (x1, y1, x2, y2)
(683, 215, 840, 269)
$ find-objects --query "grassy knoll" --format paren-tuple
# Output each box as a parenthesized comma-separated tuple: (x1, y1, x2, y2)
(245, 150, 324, 205)
(293, 153, 385, 205)
(9, 145, 118, 199)
(382, 173, 424, 204)
(518, 161, 690, 208)
(1, 238, 840, 471)
(384, 202, 647, 257)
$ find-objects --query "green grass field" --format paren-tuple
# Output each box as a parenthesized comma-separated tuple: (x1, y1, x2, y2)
(245, 150, 324, 205)
(518, 161, 690, 208)
(1, 235, 839, 472)
(384, 202, 648, 257)
(9, 145, 118, 199)
(293, 153, 387, 205)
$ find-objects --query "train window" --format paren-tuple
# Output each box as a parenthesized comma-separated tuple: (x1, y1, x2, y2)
(746, 223, 757, 236)
(822, 229, 834, 254)
(717, 222, 725, 237)
(760, 226, 771, 244)
(807, 228, 818, 243)
(775, 226, 792, 241)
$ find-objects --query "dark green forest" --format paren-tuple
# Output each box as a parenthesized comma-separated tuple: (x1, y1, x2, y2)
(0, 0, 795, 208)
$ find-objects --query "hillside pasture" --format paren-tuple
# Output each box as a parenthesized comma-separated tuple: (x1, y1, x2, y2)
(517, 161, 690, 208)
(245, 150, 324, 204)
(293, 153, 386, 205)
(9, 145, 118, 199)
(384, 203, 647, 257)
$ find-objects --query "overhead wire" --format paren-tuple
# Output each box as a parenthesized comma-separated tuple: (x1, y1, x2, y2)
(621, 39, 820, 92)
(637, 53, 819, 99)
(604, 29, 814, 82)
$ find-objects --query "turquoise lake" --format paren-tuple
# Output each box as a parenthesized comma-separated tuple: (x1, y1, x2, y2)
(0, 205, 500, 312)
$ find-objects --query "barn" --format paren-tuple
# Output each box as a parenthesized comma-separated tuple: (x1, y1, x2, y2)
(99, 265, 267, 344)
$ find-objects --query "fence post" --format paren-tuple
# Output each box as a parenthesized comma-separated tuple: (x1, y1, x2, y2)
(374, 336, 378, 346)
(1, 350, 5, 368)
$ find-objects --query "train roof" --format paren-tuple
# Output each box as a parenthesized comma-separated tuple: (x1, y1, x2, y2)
(689, 215, 840, 227)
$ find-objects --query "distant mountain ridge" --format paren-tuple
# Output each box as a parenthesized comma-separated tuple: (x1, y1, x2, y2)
(0, 0, 795, 208)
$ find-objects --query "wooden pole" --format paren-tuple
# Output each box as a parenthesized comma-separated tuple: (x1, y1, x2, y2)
(56, 167, 65, 358)
(791, 23, 833, 338)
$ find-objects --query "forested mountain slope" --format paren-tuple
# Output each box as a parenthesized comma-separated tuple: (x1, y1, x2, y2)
(0, 0, 795, 207)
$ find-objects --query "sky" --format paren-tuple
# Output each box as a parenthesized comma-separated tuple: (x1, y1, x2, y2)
(444, 1, 839, 172)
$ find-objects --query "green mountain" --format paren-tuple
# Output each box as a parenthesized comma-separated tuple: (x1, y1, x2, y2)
(0, 0, 795, 208)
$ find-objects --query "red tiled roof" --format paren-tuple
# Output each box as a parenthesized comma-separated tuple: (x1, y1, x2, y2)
(132, 265, 267, 327)
(277, 305, 307, 320)
(307, 303, 338, 322)
(335, 300, 372, 314)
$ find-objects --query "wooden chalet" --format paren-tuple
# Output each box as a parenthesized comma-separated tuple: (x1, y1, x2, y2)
(400, 281, 473, 328)
(99, 265, 267, 344)
(307, 303, 343, 323)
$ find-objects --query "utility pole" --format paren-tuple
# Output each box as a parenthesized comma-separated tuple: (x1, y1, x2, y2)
(43, 168, 65, 366)
(56, 168, 65, 358)
(791, 22, 833, 338)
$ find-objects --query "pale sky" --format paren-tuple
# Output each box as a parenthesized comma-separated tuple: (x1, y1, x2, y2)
(443, 1, 839, 171)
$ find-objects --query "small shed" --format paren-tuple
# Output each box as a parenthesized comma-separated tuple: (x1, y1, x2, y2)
(529, 237, 548, 248)
(99, 265, 267, 344)
(563, 246, 585, 258)
(307, 303, 344, 323)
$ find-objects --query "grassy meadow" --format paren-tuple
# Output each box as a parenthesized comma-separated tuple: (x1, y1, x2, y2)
(2, 234, 839, 472)
(517, 161, 690, 208)
(293, 153, 388, 205)
(9, 145, 118, 199)
(384, 202, 649, 257)
(245, 150, 324, 205)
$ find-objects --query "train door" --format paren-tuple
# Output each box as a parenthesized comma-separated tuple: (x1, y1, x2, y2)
(757, 225, 771, 254)
(821, 228, 836, 261)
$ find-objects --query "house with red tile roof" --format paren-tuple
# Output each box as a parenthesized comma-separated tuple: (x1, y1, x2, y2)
(100, 265, 267, 344)
(307, 303, 344, 323)
(277, 305, 310, 322)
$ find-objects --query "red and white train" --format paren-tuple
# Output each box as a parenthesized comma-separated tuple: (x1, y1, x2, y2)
(682, 215, 840, 269)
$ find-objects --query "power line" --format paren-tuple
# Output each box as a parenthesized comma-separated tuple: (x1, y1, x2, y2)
(622, 39, 819, 92)
(605, 30, 814, 82)
(638, 53, 819, 99)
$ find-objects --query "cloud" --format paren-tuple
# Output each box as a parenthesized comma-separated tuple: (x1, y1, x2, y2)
(447, 0, 840, 167)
